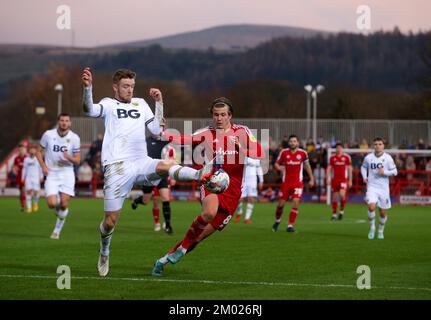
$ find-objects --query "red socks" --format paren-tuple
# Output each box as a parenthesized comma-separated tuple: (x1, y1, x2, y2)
(340, 199, 346, 211)
(289, 208, 298, 225)
(153, 207, 160, 224)
(20, 191, 25, 209)
(332, 201, 338, 214)
(181, 216, 208, 250)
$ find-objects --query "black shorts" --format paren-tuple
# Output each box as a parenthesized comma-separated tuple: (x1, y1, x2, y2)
(141, 177, 169, 194)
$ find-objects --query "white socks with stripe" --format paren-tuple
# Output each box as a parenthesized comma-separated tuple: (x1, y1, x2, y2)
(100, 222, 114, 257)
(378, 216, 387, 233)
(168, 164, 199, 181)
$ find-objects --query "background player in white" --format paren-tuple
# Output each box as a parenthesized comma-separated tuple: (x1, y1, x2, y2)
(36, 113, 81, 239)
(361, 137, 398, 240)
(82, 67, 212, 277)
(22, 145, 43, 213)
(234, 157, 264, 224)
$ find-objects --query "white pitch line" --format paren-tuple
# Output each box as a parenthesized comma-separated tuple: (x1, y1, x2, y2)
(1, 274, 430, 293)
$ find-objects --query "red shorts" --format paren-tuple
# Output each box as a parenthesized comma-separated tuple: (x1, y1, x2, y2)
(152, 187, 160, 197)
(331, 180, 348, 193)
(200, 186, 239, 231)
(279, 183, 303, 201)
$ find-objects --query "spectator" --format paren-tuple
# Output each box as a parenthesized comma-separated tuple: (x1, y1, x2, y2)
(426, 159, 431, 172)
(405, 156, 416, 180)
(359, 139, 369, 149)
(417, 138, 426, 150)
(305, 138, 315, 153)
(281, 135, 289, 149)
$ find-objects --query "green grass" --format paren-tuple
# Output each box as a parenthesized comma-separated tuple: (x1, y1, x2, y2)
(0, 198, 430, 300)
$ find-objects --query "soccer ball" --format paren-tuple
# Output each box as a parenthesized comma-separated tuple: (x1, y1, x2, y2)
(205, 169, 230, 194)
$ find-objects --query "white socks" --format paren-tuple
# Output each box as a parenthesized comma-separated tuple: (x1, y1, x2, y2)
(245, 203, 254, 220)
(168, 165, 199, 181)
(100, 222, 114, 257)
(54, 218, 66, 235)
(368, 210, 376, 231)
(378, 216, 387, 233)
(53, 208, 69, 235)
(26, 195, 32, 210)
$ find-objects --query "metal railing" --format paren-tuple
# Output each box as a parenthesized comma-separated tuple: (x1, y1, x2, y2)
(71, 117, 431, 146)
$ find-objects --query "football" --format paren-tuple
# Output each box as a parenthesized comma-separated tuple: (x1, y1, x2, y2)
(205, 169, 230, 194)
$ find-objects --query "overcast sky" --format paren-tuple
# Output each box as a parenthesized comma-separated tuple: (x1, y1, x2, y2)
(0, 0, 429, 47)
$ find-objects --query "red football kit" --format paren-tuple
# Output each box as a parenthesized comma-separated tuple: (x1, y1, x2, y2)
(329, 153, 351, 192)
(275, 148, 309, 201)
(166, 123, 263, 231)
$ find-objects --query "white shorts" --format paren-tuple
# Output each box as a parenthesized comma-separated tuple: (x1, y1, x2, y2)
(365, 187, 391, 209)
(25, 178, 41, 192)
(103, 158, 162, 212)
(241, 180, 258, 198)
(45, 170, 75, 197)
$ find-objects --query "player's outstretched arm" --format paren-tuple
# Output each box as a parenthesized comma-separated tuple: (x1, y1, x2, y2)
(82, 67, 103, 117)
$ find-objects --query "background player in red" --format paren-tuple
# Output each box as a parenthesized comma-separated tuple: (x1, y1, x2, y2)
(272, 134, 314, 232)
(13, 144, 28, 211)
(326, 143, 352, 220)
(151, 97, 264, 276)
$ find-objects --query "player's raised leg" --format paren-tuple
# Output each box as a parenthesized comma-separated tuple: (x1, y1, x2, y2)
(152, 193, 219, 275)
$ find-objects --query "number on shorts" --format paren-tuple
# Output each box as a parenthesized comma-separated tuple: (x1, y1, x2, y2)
(294, 188, 303, 195)
(223, 215, 232, 225)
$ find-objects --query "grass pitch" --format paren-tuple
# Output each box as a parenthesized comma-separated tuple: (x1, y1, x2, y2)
(0, 197, 430, 299)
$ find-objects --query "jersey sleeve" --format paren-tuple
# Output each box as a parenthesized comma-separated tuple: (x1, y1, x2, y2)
(275, 150, 285, 165)
(360, 156, 368, 179)
(142, 100, 161, 135)
(39, 132, 49, 149)
(345, 155, 352, 166)
(72, 135, 81, 154)
(302, 150, 309, 164)
(90, 98, 111, 118)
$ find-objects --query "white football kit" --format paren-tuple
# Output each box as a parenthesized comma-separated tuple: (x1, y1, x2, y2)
(241, 157, 264, 198)
(84, 87, 163, 211)
(22, 156, 43, 191)
(40, 129, 81, 197)
(361, 152, 397, 209)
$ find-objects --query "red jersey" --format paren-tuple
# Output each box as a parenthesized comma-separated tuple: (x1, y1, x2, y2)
(13, 154, 27, 182)
(275, 148, 309, 185)
(329, 153, 351, 181)
(166, 123, 264, 203)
